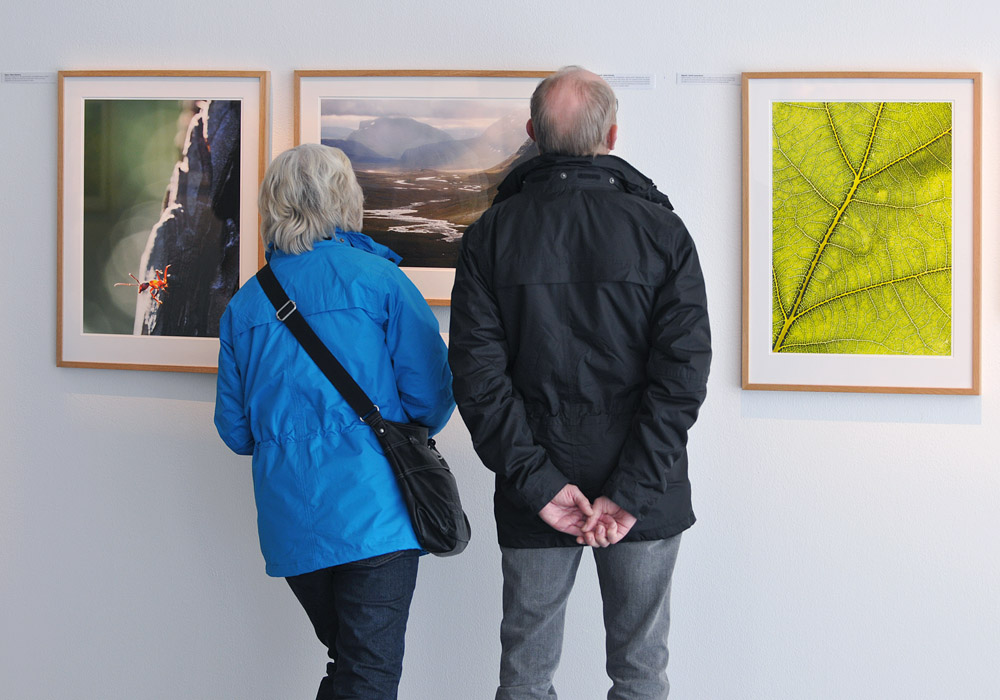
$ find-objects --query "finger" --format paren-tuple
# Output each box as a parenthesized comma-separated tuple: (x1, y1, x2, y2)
(603, 518, 618, 542)
(559, 519, 585, 535)
(570, 487, 594, 516)
(557, 521, 584, 537)
(612, 514, 635, 538)
(592, 514, 615, 536)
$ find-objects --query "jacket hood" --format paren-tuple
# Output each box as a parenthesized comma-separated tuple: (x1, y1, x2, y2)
(494, 153, 674, 211)
(338, 230, 403, 264)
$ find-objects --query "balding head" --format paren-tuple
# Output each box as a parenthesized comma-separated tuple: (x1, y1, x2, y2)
(528, 66, 618, 156)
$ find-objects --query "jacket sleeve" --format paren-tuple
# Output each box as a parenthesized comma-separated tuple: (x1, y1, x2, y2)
(449, 222, 569, 514)
(602, 226, 712, 519)
(214, 308, 254, 455)
(384, 267, 455, 436)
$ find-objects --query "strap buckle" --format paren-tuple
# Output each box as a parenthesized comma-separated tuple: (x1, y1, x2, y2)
(275, 299, 297, 321)
(360, 405, 380, 424)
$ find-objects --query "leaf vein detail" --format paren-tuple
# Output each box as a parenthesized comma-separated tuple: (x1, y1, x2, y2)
(773, 102, 885, 351)
(859, 128, 952, 183)
(825, 103, 857, 176)
(773, 128, 839, 210)
(796, 266, 950, 320)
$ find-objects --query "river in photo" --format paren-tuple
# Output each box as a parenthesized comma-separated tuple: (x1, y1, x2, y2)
(355, 168, 495, 268)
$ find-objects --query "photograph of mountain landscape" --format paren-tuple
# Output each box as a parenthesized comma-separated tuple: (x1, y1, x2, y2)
(320, 97, 537, 267)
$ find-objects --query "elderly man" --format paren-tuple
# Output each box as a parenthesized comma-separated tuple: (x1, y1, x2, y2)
(449, 66, 712, 699)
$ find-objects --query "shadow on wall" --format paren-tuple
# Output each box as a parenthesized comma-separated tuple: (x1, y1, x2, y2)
(741, 390, 981, 425)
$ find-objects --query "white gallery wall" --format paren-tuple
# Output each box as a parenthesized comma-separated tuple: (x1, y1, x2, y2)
(2, 1, 998, 698)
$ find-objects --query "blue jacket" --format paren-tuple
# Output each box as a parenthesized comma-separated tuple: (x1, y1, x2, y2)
(215, 232, 454, 577)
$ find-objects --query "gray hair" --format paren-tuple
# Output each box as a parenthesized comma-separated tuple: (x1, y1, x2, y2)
(530, 66, 617, 156)
(258, 143, 364, 255)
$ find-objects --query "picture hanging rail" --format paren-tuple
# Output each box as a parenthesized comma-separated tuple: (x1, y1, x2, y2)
(58, 70, 269, 372)
(742, 72, 980, 394)
(295, 69, 551, 305)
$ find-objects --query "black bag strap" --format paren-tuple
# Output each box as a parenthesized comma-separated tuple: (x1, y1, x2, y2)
(255, 263, 381, 425)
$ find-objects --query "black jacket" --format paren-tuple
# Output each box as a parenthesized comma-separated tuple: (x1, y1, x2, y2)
(449, 153, 711, 548)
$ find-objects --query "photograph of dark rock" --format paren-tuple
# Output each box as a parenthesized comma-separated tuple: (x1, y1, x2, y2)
(84, 99, 242, 337)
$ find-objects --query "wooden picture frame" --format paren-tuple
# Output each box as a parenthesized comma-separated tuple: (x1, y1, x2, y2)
(58, 70, 269, 372)
(742, 72, 981, 394)
(295, 70, 550, 305)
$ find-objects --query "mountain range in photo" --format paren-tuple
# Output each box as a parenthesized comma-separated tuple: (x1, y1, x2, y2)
(320, 105, 537, 268)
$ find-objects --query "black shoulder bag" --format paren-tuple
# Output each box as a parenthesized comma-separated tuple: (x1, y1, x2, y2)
(256, 264, 471, 557)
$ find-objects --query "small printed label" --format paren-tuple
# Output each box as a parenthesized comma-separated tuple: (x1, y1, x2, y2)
(677, 73, 740, 86)
(2, 72, 57, 84)
(600, 73, 655, 90)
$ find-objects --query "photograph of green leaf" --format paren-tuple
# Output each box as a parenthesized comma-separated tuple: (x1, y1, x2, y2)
(771, 101, 952, 356)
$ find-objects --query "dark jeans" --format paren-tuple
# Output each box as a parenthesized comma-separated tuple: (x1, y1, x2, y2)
(286, 549, 420, 700)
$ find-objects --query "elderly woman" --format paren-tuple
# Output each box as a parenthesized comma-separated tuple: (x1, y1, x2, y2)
(215, 143, 454, 699)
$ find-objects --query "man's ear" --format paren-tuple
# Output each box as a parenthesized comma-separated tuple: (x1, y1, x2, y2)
(606, 124, 618, 152)
(526, 119, 536, 142)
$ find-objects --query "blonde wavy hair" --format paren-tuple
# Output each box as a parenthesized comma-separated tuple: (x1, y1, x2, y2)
(258, 144, 364, 255)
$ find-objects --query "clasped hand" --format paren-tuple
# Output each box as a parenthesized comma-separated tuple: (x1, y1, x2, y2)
(538, 484, 637, 548)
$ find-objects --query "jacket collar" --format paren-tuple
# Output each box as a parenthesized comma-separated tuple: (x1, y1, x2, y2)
(494, 153, 673, 211)
(265, 228, 402, 265)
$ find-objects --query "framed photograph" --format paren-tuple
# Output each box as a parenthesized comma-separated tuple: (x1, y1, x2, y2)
(742, 72, 981, 394)
(58, 70, 269, 372)
(295, 70, 550, 304)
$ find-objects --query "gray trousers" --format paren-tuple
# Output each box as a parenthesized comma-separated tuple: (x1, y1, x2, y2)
(496, 535, 682, 700)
